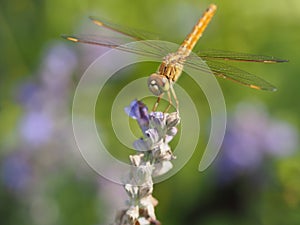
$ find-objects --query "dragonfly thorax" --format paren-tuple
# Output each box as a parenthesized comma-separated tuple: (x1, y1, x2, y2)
(162, 52, 186, 81)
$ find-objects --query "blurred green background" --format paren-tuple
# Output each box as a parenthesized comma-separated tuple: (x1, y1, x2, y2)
(1, 0, 300, 224)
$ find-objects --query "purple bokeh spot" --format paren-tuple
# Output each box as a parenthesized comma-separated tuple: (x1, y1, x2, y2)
(19, 111, 53, 146)
(216, 102, 298, 182)
(1, 153, 32, 192)
(17, 82, 39, 105)
(264, 121, 298, 156)
(41, 43, 77, 88)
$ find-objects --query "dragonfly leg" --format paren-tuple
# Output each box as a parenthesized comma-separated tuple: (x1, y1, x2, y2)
(152, 93, 164, 112)
(170, 85, 179, 111)
(163, 90, 173, 113)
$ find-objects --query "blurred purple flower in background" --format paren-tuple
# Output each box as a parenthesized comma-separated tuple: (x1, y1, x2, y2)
(19, 111, 53, 146)
(1, 41, 80, 195)
(1, 152, 32, 192)
(1, 41, 80, 193)
(17, 42, 78, 147)
(41, 43, 77, 84)
(2, 35, 135, 224)
(216, 102, 298, 183)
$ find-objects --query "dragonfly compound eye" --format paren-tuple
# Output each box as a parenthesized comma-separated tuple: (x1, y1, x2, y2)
(148, 74, 170, 96)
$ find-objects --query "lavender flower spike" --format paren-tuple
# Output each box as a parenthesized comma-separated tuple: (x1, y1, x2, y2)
(115, 100, 180, 225)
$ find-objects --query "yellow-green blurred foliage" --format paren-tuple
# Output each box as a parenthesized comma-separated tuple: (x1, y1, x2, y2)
(0, 0, 299, 225)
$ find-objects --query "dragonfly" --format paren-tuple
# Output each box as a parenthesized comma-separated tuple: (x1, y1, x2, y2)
(62, 4, 287, 112)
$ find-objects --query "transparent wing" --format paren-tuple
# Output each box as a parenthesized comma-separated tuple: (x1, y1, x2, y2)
(61, 34, 167, 58)
(62, 17, 173, 59)
(62, 34, 131, 48)
(185, 57, 277, 91)
(88, 16, 159, 41)
(196, 49, 288, 63)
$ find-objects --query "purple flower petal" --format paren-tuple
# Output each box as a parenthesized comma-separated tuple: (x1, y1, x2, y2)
(125, 100, 149, 133)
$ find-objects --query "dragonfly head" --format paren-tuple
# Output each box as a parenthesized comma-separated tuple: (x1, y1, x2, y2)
(148, 74, 170, 96)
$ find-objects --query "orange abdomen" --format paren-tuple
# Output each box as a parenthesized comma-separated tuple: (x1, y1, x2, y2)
(180, 4, 217, 53)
